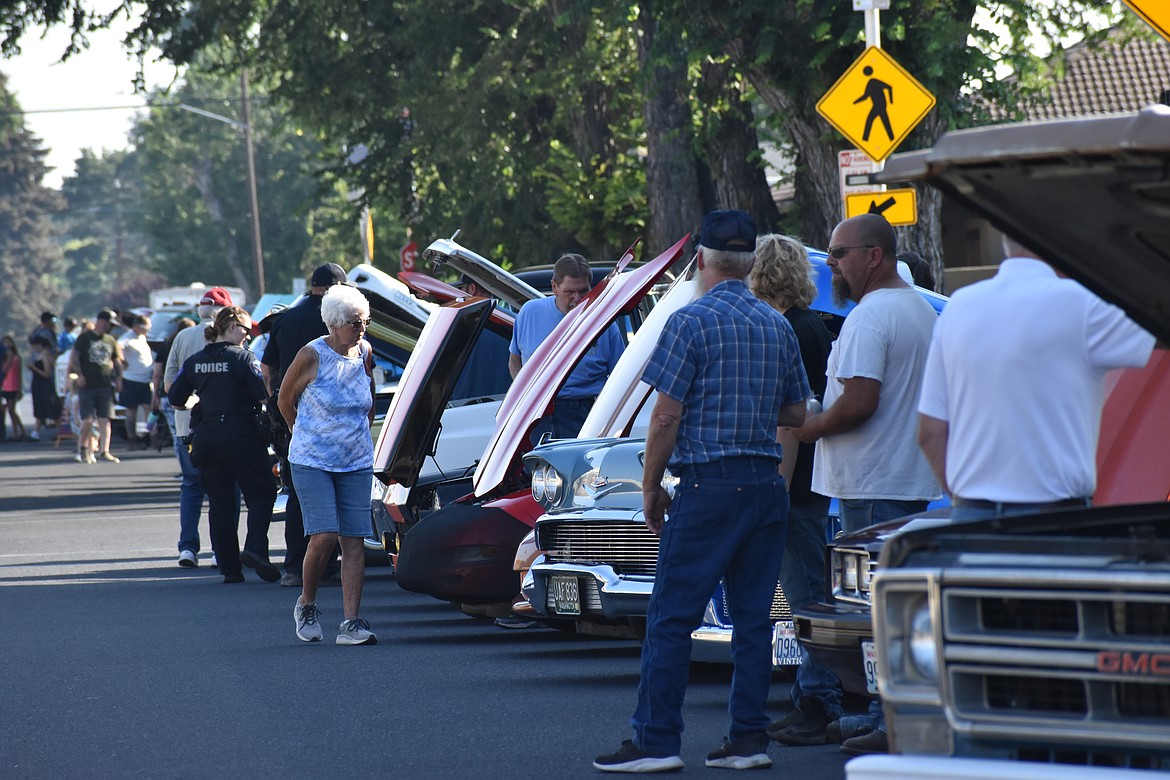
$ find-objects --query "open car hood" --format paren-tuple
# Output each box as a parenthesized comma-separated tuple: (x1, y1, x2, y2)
(878, 104, 1170, 343)
(420, 236, 544, 311)
(473, 235, 688, 498)
(373, 298, 495, 487)
(398, 270, 516, 336)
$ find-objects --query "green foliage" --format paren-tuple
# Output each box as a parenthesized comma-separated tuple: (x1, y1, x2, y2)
(0, 71, 66, 338)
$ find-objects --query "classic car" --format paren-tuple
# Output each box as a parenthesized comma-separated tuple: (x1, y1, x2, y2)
(521, 249, 948, 662)
(856, 106, 1170, 776)
(378, 236, 686, 610)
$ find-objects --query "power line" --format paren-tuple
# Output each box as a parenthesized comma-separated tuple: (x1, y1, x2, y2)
(1, 95, 271, 116)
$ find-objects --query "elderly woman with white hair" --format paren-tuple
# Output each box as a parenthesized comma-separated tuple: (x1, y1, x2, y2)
(278, 284, 378, 645)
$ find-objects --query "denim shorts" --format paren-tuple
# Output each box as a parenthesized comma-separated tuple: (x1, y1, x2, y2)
(290, 463, 373, 538)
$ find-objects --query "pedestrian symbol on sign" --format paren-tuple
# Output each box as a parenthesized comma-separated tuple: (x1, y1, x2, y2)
(817, 47, 936, 162)
(855, 66, 894, 142)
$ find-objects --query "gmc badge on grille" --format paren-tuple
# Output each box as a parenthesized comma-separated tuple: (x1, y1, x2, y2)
(1097, 651, 1170, 676)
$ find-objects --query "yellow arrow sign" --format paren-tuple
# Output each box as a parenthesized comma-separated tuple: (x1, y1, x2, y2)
(1123, 0, 1170, 42)
(817, 47, 936, 162)
(845, 188, 918, 226)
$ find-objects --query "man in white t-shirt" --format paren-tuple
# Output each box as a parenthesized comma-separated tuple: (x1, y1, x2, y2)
(117, 314, 154, 448)
(918, 236, 1156, 520)
(770, 213, 939, 755)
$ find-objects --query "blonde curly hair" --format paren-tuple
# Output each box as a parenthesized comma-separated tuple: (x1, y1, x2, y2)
(750, 233, 818, 311)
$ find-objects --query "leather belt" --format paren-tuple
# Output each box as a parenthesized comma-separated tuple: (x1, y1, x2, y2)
(952, 496, 1091, 512)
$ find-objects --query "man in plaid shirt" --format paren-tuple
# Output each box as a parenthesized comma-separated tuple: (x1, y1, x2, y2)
(595, 210, 811, 773)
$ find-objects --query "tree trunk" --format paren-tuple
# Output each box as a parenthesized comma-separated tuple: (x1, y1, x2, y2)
(696, 59, 782, 234)
(193, 156, 251, 295)
(637, 8, 701, 258)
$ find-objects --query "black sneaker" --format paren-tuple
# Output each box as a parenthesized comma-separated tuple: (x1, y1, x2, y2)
(223, 572, 245, 584)
(593, 741, 683, 773)
(705, 737, 772, 770)
(767, 697, 832, 746)
(240, 549, 281, 582)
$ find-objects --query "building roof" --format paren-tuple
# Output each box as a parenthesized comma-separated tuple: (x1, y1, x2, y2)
(1015, 30, 1170, 120)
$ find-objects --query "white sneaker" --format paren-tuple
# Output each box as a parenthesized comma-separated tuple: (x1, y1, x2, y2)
(294, 600, 323, 642)
(178, 550, 198, 568)
(336, 618, 377, 646)
(28, 430, 40, 441)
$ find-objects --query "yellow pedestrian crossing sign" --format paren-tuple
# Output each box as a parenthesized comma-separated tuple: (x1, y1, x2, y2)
(845, 188, 918, 226)
(816, 47, 936, 162)
(1123, 0, 1170, 42)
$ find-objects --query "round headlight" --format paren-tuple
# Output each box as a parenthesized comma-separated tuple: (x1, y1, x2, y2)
(544, 468, 563, 503)
(531, 466, 546, 501)
(909, 602, 938, 681)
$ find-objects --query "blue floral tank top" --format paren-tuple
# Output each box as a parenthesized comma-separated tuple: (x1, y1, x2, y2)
(288, 337, 373, 472)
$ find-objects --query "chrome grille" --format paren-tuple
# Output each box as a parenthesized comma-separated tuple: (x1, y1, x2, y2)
(538, 521, 660, 576)
(941, 584, 1170, 754)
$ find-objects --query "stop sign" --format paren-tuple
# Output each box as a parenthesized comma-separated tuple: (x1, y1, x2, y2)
(400, 241, 418, 271)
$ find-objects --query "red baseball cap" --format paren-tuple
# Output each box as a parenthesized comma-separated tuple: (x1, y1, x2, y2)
(199, 287, 233, 307)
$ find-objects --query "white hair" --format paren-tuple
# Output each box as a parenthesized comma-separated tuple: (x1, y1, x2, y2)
(320, 285, 370, 329)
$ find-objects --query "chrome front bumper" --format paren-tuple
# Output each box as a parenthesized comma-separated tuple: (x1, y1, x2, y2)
(526, 557, 654, 621)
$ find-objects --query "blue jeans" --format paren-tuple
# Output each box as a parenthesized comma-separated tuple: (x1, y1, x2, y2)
(838, 498, 929, 535)
(632, 457, 788, 757)
(163, 398, 205, 554)
(779, 495, 843, 712)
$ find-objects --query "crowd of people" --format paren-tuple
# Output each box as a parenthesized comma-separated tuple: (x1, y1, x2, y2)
(6, 205, 1155, 765)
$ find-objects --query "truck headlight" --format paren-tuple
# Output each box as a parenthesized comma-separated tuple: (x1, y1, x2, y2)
(872, 573, 942, 705)
(909, 602, 938, 680)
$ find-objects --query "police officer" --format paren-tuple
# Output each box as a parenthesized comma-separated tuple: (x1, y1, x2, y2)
(168, 306, 280, 584)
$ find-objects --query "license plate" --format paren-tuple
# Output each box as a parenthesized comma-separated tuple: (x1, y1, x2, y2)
(772, 620, 803, 666)
(550, 575, 581, 616)
(863, 640, 879, 694)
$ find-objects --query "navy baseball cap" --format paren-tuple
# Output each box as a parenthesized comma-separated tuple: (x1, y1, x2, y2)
(698, 210, 757, 252)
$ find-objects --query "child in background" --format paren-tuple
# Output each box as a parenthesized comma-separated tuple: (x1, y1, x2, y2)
(1, 335, 27, 442)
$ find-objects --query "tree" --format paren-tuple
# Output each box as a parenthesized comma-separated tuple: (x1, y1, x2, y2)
(695, 0, 1125, 269)
(131, 60, 359, 298)
(1, 0, 1134, 277)
(0, 70, 66, 339)
(58, 148, 163, 318)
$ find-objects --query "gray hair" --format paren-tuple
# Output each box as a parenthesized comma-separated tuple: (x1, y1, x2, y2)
(552, 253, 591, 284)
(320, 284, 370, 329)
(196, 303, 222, 321)
(701, 246, 757, 278)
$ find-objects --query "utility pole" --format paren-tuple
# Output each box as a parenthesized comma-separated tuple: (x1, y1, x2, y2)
(240, 68, 265, 298)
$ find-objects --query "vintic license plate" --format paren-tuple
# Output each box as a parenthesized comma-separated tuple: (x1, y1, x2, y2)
(772, 620, 803, 666)
(550, 575, 581, 616)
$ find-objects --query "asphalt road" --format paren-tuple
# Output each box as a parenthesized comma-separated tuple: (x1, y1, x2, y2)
(0, 431, 854, 779)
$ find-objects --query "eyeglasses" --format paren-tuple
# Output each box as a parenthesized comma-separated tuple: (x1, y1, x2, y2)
(827, 244, 876, 259)
(349, 317, 371, 329)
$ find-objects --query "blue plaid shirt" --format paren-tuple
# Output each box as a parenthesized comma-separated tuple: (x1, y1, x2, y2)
(642, 280, 809, 468)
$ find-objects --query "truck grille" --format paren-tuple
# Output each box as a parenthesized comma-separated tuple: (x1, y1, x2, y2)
(538, 521, 660, 576)
(941, 584, 1170, 761)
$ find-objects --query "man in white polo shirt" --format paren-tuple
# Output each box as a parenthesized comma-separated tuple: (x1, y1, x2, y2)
(918, 235, 1157, 521)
